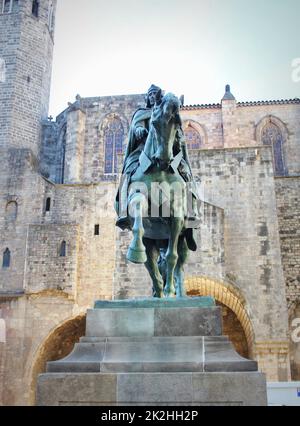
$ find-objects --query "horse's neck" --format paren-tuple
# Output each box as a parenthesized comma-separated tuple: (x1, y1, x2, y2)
(144, 121, 178, 161)
(143, 127, 158, 160)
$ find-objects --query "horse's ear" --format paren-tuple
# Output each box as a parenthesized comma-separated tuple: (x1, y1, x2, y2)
(155, 89, 162, 106)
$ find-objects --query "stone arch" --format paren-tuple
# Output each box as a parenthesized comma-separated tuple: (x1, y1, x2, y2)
(182, 119, 208, 148)
(99, 113, 129, 175)
(288, 299, 300, 380)
(29, 314, 86, 406)
(255, 115, 288, 176)
(185, 276, 255, 357)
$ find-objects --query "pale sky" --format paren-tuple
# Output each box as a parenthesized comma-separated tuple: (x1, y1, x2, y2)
(49, 0, 300, 117)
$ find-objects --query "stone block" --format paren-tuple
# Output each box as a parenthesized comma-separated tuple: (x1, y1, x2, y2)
(37, 372, 267, 406)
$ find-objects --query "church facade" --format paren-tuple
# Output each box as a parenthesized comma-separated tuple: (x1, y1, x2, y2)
(0, 0, 300, 406)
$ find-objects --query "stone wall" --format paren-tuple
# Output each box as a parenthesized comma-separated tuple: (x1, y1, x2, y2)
(189, 147, 289, 343)
(0, 0, 57, 156)
(181, 101, 300, 175)
(0, 148, 53, 292)
(275, 177, 300, 309)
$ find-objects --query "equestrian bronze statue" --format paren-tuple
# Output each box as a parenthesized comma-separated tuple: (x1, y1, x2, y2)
(115, 85, 200, 298)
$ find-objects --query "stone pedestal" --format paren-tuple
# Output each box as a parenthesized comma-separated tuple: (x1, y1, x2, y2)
(37, 298, 267, 406)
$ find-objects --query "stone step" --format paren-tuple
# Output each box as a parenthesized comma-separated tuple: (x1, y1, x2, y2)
(47, 336, 257, 373)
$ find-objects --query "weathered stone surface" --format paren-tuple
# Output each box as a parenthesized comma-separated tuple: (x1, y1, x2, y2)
(37, 373, 117, 406)
(37, 372, 267, 406)
(46, 336, 257, 374)
(86, 305, 222, 337)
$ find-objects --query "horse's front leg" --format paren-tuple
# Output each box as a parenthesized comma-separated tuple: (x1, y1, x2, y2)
(127, 193, 147, 264)
(174, 235, 188, 298)
(164, 218, 184, 297)
(144, 239, 164, 298)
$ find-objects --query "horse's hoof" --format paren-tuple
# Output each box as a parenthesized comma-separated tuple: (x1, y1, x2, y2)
(164, 288, 176, 298)
(126, 247, 147, 264)
(153, 291, 164, 299)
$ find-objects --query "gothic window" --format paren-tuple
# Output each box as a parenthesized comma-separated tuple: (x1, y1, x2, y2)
(12, 0, 18, 12)
(2, 0, 11, 13)
(184, 125, 202, 150)
(32, 0, 39, 17)
(5, 201, 18, 222)
(2, 248, 10, 268)
(261, 123, 286, 176)
(59, 241, 66, 257)
(104, 118, 124, 174)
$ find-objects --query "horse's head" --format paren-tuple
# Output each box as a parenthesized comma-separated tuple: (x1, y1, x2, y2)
(150, 92, 181, 170)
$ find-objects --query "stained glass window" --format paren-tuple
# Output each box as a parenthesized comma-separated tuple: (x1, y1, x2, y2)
(184, 126, 202, 150)
(262, 123, 286, 176)
(104, 118, 124, 174)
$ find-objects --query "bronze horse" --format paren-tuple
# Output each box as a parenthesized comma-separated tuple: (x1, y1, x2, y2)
(126, 92, 198, 298)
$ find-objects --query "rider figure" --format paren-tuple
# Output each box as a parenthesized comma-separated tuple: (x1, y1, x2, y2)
(115, 84, 200, 230)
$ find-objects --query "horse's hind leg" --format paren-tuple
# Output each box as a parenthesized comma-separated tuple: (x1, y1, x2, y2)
(144, 239, 164, 298)
(174, 235, 188, 298)
(164, 218, 184, 298)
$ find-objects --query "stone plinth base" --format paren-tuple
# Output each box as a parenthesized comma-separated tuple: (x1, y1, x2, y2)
(37, 298, 267, 406)
(37, 372, 267, 406)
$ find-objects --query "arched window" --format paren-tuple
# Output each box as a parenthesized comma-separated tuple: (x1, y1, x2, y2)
(5, 201, 18, 222)
(1, 0, 18, 14)
(104, 118, 124, 174)
(32, 0, 39, 17)
(45, 197, 51, 212)
(2, 0, 11, 13)
(261, 123, 286, 176)
(184, 125, 202, 150)
(59, 241, 66, 257)
(2, 248, 10, 268)
(12, 0, 18, 12)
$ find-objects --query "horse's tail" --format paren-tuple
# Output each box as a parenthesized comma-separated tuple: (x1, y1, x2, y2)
(185, 228, 197, 252)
